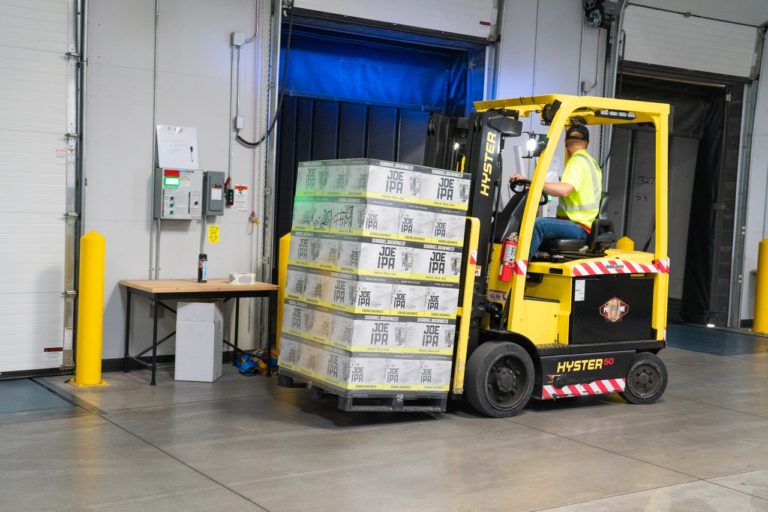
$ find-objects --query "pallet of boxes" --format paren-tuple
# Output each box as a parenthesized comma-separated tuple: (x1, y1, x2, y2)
(278, 158, 471, 412)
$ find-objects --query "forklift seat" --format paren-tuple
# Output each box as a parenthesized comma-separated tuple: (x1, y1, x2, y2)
(541, 219, 617, 257)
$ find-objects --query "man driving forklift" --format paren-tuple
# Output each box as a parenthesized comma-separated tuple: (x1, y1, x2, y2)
(511, 124, 602, 260)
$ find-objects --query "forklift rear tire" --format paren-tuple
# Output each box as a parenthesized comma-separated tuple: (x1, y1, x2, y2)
(620, 352, 668, 404)
(465, 341, 534, 418)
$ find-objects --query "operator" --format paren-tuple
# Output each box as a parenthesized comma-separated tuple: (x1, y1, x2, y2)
(511, 124, 602, 260)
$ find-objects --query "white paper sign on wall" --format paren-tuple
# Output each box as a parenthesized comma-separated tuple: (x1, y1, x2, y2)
(156, 125, 199, 169)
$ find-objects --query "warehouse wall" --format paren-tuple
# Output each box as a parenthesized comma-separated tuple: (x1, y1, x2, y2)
(85, 0, 268, 359)
(741, 36, 768, 322)
(495, 0, 607, 206)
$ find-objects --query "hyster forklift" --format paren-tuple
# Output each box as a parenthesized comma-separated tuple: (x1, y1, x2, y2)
(423, 94, 670, 417)
(277, 94, 670, 417)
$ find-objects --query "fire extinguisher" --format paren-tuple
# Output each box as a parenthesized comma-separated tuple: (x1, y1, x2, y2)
(499, 234, 518, 282)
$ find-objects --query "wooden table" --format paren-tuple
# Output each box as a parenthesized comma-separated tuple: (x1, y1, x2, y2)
(119, 279, 279, 385)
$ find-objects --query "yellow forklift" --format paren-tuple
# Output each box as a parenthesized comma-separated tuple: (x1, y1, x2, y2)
(426, 94, 670, 416)
(277, 94, 670, 417)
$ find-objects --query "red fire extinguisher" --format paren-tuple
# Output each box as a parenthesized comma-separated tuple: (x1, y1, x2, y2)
(499, 234, 518, 282)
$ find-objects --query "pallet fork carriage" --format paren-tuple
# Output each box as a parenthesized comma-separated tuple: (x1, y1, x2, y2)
(278, 94, 671, 417)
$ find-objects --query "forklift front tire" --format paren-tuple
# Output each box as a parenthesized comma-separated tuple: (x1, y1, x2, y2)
(620, 352, 668, 405)
(465, 341, 535, 418)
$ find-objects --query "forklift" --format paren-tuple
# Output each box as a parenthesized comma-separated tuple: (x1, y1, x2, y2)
(426, 94, 670, 417)
(277, 94, 670, 417)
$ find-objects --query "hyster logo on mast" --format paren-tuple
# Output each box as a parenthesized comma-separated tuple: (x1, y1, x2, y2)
(480, 131, 497, 196)
(600, 297, 629, 322)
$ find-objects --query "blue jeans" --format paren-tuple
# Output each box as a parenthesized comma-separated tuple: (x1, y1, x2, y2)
(528, 217, 587, 260)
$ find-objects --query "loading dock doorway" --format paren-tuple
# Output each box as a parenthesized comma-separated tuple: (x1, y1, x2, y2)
(273, 12, 487, 265)
(605, 63, 746, 326)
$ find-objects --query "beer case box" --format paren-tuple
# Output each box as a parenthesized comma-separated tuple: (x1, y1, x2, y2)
(406, 317, 457, 353)
(398, 207, 436, 241)
(424, 286, 461, 317)
(278, 335, 452, 391)
(288, 232, 342, 269)
(411, 245, 463, 283)
(355, 239, 413, 277)
(330, 314, 409, 352)
(333, 200, 401, 237)
(328, 273, 393, 313)
(291, 199, 334, 232)
(431, 212, 467, 244)
(345, 161, 421, 202)
(282, 301, 335, 343)
(414, 169, 471, 210)
(389, 283, 427, 315)
(296, 161, 350, 196)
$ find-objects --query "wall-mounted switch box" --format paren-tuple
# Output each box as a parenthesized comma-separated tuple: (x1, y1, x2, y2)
(153, 168, 203, 220)
(203, 171, 225, 216)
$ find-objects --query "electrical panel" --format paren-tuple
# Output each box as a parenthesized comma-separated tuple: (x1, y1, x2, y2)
(153, 168, 203, 220)
(203, 171, 225, 216)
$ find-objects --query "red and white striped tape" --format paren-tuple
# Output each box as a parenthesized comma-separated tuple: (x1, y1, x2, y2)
(541, 378, 626, 400)
(513, 259, 528, 275)
(571, 259, 670, 276)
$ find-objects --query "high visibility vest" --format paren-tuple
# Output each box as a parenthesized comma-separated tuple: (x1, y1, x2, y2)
(556, 149, 602, 230)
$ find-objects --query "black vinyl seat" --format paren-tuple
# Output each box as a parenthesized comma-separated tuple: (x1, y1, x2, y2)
(539, 219, 617, 258)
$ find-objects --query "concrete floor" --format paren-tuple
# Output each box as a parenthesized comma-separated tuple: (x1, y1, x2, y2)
(3, 338, 768, 511)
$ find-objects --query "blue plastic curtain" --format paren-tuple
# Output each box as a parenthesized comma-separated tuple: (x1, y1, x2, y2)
(280, 28, 483, 116)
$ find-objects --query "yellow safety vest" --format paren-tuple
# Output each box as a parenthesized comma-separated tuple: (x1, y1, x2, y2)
(556, 149, 602, 231)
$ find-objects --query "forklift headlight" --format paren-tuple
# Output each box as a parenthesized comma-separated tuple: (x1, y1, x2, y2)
(523, 132, 548, 159)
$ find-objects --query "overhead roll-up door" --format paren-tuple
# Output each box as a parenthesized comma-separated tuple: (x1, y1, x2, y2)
(0, 0, 75, 373)
(622, 5, 759, 79)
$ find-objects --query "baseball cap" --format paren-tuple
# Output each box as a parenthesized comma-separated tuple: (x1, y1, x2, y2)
(566, 124, 590, 141)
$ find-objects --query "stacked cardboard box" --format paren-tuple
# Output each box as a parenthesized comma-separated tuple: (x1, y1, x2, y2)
(279, 159, 470, 393)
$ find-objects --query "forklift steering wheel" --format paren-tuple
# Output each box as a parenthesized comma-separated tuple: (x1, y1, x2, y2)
(510, 179, 549, 206)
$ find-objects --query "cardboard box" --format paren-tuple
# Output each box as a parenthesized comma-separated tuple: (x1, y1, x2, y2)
(296, 161, 350, 196)
(407, 317, 457, 353)
(175, 301, 224, 382)
(389, 283, 427, 315)
(418, 169, 471, 210)
(398, 207, 436, 241)
(411, 245, 463, 283)
(431, 212, 466, 244)
(278, 335, 453, 391)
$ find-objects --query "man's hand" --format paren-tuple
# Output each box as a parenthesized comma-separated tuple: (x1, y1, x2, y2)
(509, 174, 527, 185)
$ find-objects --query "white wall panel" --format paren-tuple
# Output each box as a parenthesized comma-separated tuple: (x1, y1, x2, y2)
(295, 0, 494, 39)
(86, 0, 266, 359)
(623, 5, 759, 78)
(0, 0, 69, 372)
(495, 0, 606, 190)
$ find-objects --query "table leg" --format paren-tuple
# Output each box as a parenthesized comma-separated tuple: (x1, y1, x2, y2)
(233, 297, 240, 366)
(267, 291, 277, 377)
(124, 289, 131, 372)
(151, 296, 159, 385)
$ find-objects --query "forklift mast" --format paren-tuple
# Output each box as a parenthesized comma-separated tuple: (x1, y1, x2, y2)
(425, 110, 522, 355)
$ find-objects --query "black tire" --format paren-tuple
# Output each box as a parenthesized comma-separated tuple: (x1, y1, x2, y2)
(620, 352, 668, 404)
(465, 341, 535, 418)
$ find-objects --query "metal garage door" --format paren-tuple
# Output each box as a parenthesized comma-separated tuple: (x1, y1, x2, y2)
(0, 0, 77, 373)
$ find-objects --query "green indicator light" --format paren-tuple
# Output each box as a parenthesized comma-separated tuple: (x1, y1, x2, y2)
(164, 177, 180, 187)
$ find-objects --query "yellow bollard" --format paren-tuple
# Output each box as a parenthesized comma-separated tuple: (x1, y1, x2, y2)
(275, 233, 291, 353)
(616, 236, 634, 251)
(70, 231, 108, 387)
(755, 239, 768, 335)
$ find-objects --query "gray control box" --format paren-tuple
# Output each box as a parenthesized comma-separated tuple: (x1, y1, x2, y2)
(153, 168, 203, 220)
(203, 171, 225, 216)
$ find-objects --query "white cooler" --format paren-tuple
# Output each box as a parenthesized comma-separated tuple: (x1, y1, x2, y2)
(175, 301, 224, 382)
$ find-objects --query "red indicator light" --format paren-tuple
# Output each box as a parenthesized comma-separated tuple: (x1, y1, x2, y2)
(164, 169, 180, 177)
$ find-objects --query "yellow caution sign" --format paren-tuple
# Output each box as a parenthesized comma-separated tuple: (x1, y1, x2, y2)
(207, 224, 220, 244)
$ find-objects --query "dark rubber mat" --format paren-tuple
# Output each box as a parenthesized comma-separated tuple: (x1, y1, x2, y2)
(667, 323, 768, 356)
(0, 379, 73, 414)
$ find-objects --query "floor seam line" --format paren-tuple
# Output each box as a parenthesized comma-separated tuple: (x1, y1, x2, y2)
(99, 414, 273, 512)
(527, 481, 701, 512)
(704, 478, 768, 503)
(664, 392, 768, 420)
(507, 418, 700, 480)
